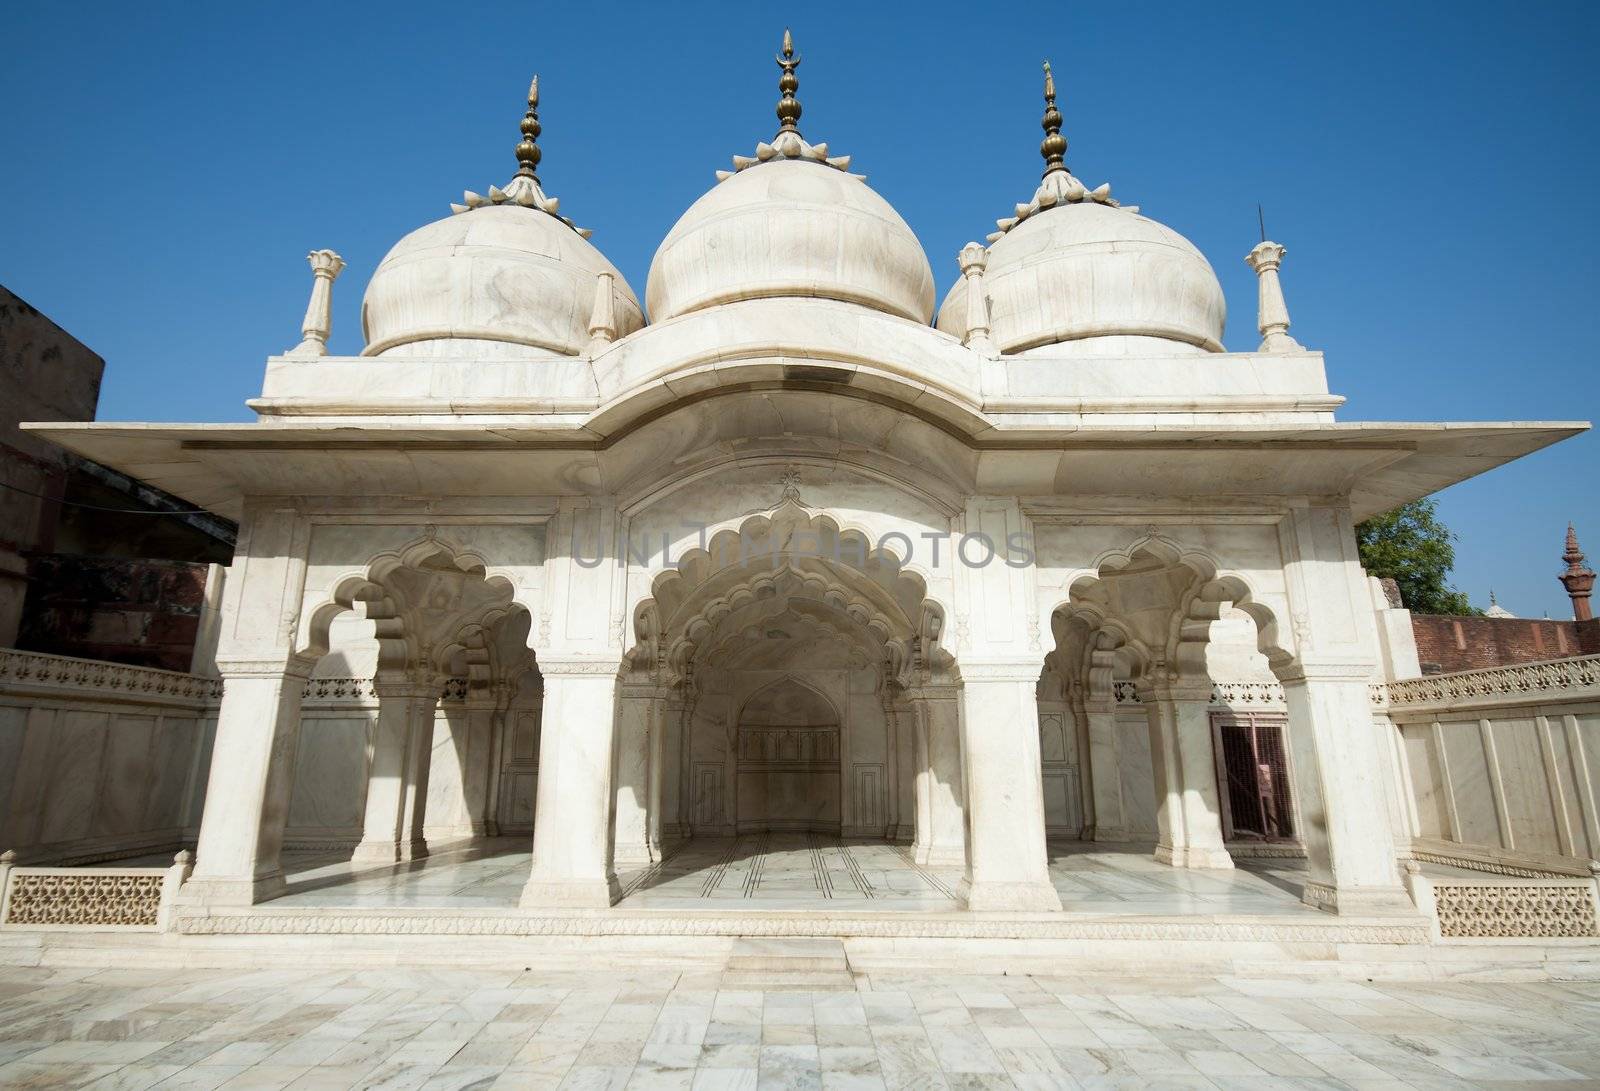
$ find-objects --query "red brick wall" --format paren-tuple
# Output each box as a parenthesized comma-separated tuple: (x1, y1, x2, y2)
(16, 555, 209, 673)
(1412, 614, 1585, 674)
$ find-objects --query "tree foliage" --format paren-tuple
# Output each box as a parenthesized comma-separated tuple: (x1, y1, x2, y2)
(1356, 499, 1481, 616)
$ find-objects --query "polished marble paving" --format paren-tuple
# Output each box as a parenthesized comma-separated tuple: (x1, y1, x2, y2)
(0, 962, 1596, 1088)
(252, 835, 1320, 917)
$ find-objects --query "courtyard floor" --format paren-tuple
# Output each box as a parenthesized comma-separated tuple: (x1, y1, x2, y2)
(266, 836, 1318, 917)
(0, 963, 1596, 1089)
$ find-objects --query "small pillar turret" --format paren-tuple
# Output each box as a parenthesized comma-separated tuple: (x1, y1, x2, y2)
(1244, 240, 1302, 353)
(956, 242, 996, 356)
(287, 249, 345, 357)
(1560, 523, 1595, 621)
(586, 271, 617, 354)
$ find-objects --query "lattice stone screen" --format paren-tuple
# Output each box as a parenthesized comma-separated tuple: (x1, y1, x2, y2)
(1406, 863, 1600, 940)
(0, 853, 189, 931)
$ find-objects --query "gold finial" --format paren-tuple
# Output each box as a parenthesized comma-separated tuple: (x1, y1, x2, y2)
(1040, 60, 1067, 177)
(515, 74, 542, 182)
(775, 28, 802, 137)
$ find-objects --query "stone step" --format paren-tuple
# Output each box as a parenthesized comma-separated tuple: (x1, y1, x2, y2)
(727, 937, 849, 974)
(717, 970, 858, 992)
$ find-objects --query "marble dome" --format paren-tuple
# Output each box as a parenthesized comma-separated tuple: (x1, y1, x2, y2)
(361, 203, 643, 359)
(937, 200, 1226, 356)
(647, 157, 935, 325)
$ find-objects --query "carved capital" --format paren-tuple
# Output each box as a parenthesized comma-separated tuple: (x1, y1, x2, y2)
(1244, 240, 1285, 274)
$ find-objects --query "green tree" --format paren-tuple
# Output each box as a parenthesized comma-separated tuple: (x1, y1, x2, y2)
(1356, 499, 1481, 616)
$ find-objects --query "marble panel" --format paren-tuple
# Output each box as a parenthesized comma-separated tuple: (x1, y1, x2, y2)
(1545, 718, 1591, 858)
(0, 706, 27, 841)
(1490, 716, 1562, 854)
(1439, 719, 1499, 847)
(92, 713, 155, 838)
(287, 714, 372, 832)
(1117, 713, 1158, 839)
(143, 715, 198, 831)
(1400, 723, 1450, 840)
(37, 710, 107, 845)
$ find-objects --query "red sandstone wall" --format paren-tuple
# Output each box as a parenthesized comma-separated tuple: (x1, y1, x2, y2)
(16, 555, 209, 673)
(1412, 614, 1585, 674)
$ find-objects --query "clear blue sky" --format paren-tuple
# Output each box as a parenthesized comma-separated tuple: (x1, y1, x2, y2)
(4, 2, 1597, 619)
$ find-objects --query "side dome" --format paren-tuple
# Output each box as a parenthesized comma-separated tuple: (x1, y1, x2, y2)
(647, 158, 935, 324)
(362, 204, 643, 358)
(937, 202, 1225, 355)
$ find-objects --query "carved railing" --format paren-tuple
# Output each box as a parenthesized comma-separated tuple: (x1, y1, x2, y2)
(300, 676, 467, 704)
(1112, 680, 1286, 708)
(1381, 655, 1600, 713)
(0, 850, 191, 931)
(0, 648, 221, 704)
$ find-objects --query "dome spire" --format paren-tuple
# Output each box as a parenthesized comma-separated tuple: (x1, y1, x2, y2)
(716, 29, 856, 181)
(987, 61, 1124, 240)
(775, 29, 802, 139)
(515, 75, 542, 183)
(451, 75, 590, 238)
(1040, 61, 1067, 177)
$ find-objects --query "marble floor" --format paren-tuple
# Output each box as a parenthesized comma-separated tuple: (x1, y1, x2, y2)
(0, 962, 1596, 1089)
(258, 836, 1319, 917)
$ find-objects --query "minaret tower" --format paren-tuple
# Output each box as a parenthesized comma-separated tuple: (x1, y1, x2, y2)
(1559, 523, 1595, 621)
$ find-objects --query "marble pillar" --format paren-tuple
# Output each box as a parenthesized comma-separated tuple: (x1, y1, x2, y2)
(182, 655, 311, 906)
(613, 678, 657, 868)
(1282, 663, 1413, 913)
(1142, 680, 1232, 869)
(957, 664, 1062, 911)
(521, 662, 623, 907)
(353, 678, 434, 863)
(911, 689, 967, 867)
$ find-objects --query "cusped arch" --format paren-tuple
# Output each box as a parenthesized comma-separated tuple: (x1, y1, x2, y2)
(1052, 531, 1293, 684)
(299, 532, 523, 674)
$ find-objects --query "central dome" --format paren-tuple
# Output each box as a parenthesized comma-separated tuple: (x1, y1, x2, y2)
(647, 158, 935, 324)
(647, 31, 933, 326)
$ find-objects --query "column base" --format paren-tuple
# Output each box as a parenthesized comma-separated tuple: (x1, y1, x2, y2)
(520, 876, 622, 909)
(349, 839, 430, 865)
(176, 871, 285, 908)
(612, 846, 657, 869)
(1302, 880, 1418, 916)
(1155, 843, 1234, 870)
(914, 844, 966, 868)
(959, 877, 1062, 913)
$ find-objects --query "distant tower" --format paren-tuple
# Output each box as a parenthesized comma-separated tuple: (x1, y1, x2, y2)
(1559, 523, 1595, 621)
(1485, 589, 1514, 619)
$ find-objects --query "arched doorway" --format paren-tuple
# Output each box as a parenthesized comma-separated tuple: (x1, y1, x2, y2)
(624, 499, 961, 903)
(735, 676, 842, 833)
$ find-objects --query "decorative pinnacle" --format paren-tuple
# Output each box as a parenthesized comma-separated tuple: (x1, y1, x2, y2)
(1040, 61, 1067, 177)
(1565, 523, 1588, 568)
(775, 29, 802, 137)
(515, 75, 542, 182)
(1560, 522, 1596, 621)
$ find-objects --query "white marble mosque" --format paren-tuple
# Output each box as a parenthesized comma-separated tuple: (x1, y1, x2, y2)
(7, 35, 1599, 969)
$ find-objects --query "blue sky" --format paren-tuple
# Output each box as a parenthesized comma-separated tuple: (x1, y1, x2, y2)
(4, 2, 1596, 619)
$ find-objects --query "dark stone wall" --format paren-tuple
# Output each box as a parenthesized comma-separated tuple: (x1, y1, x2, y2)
(16, 555, 210, 673)
(1412, 613, 1585, 675)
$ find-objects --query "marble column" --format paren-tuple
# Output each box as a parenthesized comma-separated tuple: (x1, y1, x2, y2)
(521, 661, 623, 907)
(1141, 679, 1232, 869)
(461, 693, 498, 837)
(353, 678, 435, 864)
(958, 663, 1062, 911)
(613, 677, 657, 868)
(1281, 662, 1412, 913)
(911, 689, 967, 867)
(182, 655, 311, 906)
(1076, 681, 1126, 842)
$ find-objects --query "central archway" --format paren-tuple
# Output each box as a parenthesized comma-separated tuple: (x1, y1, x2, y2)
(625, 497, 959, 876)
